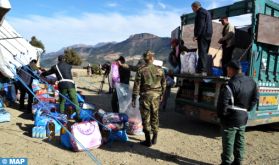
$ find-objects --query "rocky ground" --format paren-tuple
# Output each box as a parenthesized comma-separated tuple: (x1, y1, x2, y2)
(0, 75, 279, 165)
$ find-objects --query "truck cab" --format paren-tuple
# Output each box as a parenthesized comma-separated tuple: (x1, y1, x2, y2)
(174, 0, 279, 126)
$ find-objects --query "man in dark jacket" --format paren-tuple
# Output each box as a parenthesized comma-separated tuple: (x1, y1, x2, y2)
(217, 60, 258, 165)
(41, 55, 80, 119)
(111, 56, 131, 113)
(17, 59, 38, 113)
(192, 1, 213, 75)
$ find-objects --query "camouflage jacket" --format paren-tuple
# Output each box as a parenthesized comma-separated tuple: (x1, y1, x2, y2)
(132, 63, 166, 100)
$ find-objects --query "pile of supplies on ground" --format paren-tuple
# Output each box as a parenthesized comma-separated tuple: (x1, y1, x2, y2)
(30, 84, 143, 152)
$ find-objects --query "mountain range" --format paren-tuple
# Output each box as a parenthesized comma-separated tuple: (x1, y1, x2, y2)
(40, 33, 172, 67)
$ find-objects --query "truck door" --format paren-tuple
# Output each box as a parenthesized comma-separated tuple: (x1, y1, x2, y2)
(251, 2, 279, 124)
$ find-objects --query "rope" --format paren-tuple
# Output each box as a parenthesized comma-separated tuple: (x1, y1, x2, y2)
(0, 36, 23, 40)
(239, 42, 253, 61)
(213, 45, 222, 60)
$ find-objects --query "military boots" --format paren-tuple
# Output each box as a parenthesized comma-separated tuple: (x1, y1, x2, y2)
(152, 132, 158, 145)
(140, 131, 152, 147)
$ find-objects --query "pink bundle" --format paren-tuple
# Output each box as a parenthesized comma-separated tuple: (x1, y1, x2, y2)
(71, 121, 102, 151)
(127, 117, 143, 135)
(110, 62, 120, 87)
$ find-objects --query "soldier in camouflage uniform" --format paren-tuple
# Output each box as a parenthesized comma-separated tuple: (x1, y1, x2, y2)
(132, 50, 166, 147)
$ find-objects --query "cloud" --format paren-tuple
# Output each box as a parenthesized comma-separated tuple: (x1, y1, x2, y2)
(146, 3, 154, 10)
(7, 11, 180, 52)
(107, 2, 118, 8)
(158, 2, 166, 9)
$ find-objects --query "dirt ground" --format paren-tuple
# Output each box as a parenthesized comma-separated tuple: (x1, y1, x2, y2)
(0, 75, 279, 165)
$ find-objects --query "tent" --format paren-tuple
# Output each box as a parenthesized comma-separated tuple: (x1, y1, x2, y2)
(0, 0, 43, 79)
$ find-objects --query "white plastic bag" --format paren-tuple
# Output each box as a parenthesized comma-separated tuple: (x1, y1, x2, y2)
(180, 51, 197, 74)
(115, 83, 131, 113)
(115, 84, 143, 135)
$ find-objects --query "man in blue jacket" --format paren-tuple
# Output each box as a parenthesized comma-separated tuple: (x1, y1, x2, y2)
(192, 1, 213, 75)
(17, 59, 38, 113)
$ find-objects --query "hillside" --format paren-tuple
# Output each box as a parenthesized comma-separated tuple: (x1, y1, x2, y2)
(41, 33, 171, 67)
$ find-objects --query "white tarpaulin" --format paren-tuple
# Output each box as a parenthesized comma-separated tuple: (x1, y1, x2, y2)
(0, 0, 42, 79)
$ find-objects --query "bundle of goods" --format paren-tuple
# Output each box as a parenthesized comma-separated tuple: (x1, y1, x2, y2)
(127, 118, 143, 135)
(32, 80, 55, 96)
(101, 112, 128, 131)
(0, 82, 16, 106)
(44, 75, 57, 85)
(0, 95, 11, 122)
(36, 93, 56, 103)
(180, 51, 197, 74)
(0, 108, 10, 123)
(108, 62, 120, 88)
(60, 121, 102, 151)
(101, 129, 129, 144)
(212, 67, 223, 77)
(32, 101, 57, 114)
(65, 97, 91, 118)
(95, 109, 129, 143)
(32, 80, 57, 103)
(32, 102, 67, 139)
(70, 103, 97, 121)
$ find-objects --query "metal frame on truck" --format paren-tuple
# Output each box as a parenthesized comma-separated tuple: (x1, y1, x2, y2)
(175, 0, 279, 126)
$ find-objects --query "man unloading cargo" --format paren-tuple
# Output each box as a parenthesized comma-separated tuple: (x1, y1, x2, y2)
(111, 56, 131, 113)
(217, 60, 258, 165)
(192, 1, 213, 75)
(132, 50, 166, 147)
(218, 17, 235, 76)
(41, 55, 80, 120)
(17, 59, 39, 113)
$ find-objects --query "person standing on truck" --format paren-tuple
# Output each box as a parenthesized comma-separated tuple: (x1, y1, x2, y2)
(111, 56, 131, 113)
(41, 55, 80, 121)
(169, 39, 189, 74)
(217, 60, 258, 165)
(192, 1, 213, 75)
(218, 17, 235, 76)
(132, 50, 166, 147)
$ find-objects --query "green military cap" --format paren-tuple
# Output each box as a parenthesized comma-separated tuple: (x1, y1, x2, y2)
(143, 50, 155, 60)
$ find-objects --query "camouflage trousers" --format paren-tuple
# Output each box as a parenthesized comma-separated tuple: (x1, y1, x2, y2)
(140, 94, 160, 133)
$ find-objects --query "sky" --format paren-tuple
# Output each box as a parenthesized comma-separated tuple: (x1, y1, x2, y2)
(5, 0, 279, 53)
